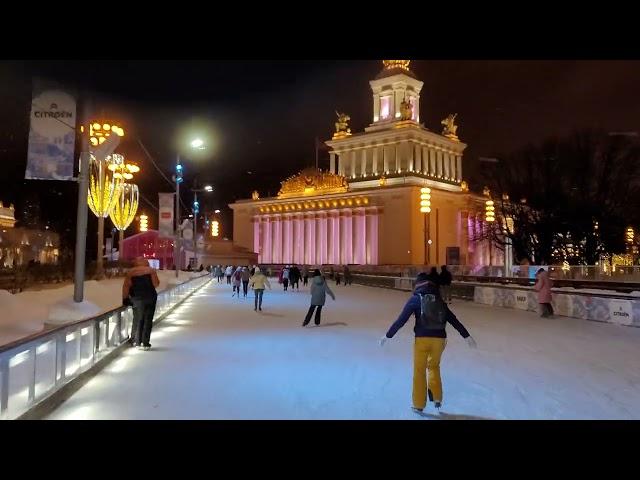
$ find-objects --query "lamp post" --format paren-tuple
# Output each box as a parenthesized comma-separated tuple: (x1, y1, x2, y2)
(485, 198, 495, 269)
(109, 161, 140, 248)
(420, 187, 432, 264)
(173, 138, 206, 278)
(191, 184, 213, 268)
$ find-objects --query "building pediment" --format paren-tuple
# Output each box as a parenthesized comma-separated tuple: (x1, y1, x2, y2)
(277, 168, 349, 199)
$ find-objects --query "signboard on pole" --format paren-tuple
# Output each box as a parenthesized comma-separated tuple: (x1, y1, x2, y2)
(25, 81, 76, 180)
(158, 193, 174, 237)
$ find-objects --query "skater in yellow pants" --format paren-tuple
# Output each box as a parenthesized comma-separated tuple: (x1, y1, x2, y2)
(380, 272, 476, 413)
(412, 337, 447, 409)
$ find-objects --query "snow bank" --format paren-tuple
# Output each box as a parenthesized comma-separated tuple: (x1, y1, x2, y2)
(0, 271, 202, 347)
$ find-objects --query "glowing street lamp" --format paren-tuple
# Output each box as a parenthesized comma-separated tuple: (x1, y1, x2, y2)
(204, 185, 213, 192)
(419, 187, 432, 264)
(190, 138, 205, 150)
(139, 214, 148, 232)
(211, 220, 220, 237)
(110, 182, 140, 246)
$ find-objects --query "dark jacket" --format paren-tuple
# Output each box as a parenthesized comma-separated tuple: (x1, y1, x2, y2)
(439, 269, 452, 286)
(385, 281, 469, 339)
(123, 266, 160, 300)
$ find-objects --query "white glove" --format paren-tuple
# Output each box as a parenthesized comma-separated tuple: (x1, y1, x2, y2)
(466, 336, 477, 349)
(379, 336, 389, 347)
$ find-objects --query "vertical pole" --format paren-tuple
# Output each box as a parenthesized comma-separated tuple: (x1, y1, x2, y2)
(174, 155, 181, 278)
(423, 213, 427, 265)
(194, 191, 198, 268)
(96, 216, 104, 277)
(74, 97, 91, 303)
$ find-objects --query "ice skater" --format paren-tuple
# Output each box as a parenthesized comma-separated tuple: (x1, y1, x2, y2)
(282, 265, 290, 291)
(122, 257, 160, 351)
(289, 264, 301, 291)
(241, 266, 251, 298)
(534, 267, 554, 317)
(250, 267, 271, 311)
(303, 269, 335, 326)
(302, 265, 309, 286)
(225, 265, 234, 284)
(379, 272, 476, 414)
(439, 265, 453, 304)
(232, 267, 242, 297)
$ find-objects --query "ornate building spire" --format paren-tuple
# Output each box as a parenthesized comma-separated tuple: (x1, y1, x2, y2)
(382, 60, 411, 71)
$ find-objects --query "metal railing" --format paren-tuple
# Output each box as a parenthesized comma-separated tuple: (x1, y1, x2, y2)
(0, 273, 210, 420)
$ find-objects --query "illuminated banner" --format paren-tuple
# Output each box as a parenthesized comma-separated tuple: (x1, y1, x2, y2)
(158, 193, 175, 237)
(25, 81, 76, 180)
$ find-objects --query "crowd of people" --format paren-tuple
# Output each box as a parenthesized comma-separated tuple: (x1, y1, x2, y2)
(121, 258, 554, 416)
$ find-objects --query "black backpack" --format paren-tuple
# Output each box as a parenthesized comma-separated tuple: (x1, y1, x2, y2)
(419, 293, 447, 329)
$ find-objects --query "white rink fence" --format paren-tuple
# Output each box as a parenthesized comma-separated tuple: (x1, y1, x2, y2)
(0, 273, 210, 420)
(352, 274, 640, 328)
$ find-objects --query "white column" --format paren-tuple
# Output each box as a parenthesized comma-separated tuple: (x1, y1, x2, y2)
(318, 212, 328, 265)
(394, 144, 399, 172)
(263, 217, 272, 263)
(456, 155, 462, 181)
(273, 215, 282, 264)
(284, 215, 293, 263)
(422, 146, 428, 174)
(350, 150, 357, 178)
(436, 149, 443, 178)
(372, 147, 378, 175)
(373, 93, 379, 121)
(253, 217, 261, 261)
(354, 209, 366, 264)
(443, 151, 450, 179)
(361, 149, 367, 176)
(429, 147, 435, 176)
(366, 209, 379, 265)
(408, 142, 414, 172)
(341, 210, 353, 264)
(414, 144, 421, 173)
(329, 152, 336, 174)
(305, 213, 316, 265)
(383, 145, 389, 173)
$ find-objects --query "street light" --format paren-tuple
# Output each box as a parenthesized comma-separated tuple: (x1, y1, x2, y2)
(173, 140, 208, 277)
(191, 184, 213, 268)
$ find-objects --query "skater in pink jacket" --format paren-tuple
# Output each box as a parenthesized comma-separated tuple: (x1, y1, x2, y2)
(534, 268, 553, 317)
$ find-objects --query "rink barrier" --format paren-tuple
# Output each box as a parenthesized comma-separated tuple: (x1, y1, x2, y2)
(0, 273, 211, 420)
(350, 274, 640, 328)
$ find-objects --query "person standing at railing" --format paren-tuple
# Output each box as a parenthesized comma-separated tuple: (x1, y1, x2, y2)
(123, 257, 160, 351)
(534, 268, 554, 318)
(250, 267, 271, 311)
(379, 272, 476, 415)
(439, 265, 453, 304)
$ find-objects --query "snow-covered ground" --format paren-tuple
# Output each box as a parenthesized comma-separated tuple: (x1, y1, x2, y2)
(0, 271, 197, 347)
(47, 280, 640, 420)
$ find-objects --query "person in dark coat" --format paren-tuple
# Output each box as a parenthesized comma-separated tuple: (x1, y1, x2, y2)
(122, 257, 160, 350)
(303, 269, 336, 326)
(380, 272, 476, 413)
(439, 265, 453, 304)
(427, 266, 440, 285)
(289, 265, 301, 291)
(342, 265, 352, 286)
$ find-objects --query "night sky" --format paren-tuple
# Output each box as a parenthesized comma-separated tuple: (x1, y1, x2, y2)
(2, 60, 640, 252)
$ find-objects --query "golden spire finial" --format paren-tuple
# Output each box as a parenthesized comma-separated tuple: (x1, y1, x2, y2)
(383, 60, 410, 71)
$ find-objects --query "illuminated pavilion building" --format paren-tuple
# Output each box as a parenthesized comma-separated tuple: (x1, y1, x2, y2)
(230, 61, 501, 268)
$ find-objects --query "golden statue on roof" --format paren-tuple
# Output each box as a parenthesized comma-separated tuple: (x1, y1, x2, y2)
(441, 113, 459, 141)
(333, 111, 352, 139)
(383, 60, 411, 71)
(278, 168, 349, 199)
(400, 97, 413, 121)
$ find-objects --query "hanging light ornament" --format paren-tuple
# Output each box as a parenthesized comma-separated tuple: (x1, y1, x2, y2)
(110, 182, 139, 235)
(88, 153, 123, 218)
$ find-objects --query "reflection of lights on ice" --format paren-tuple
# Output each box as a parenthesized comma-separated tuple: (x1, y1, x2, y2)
(60, 405, 94, 420)
(10, 350, 30, 367)
(108, 357, 130, 374)
(66, 363, 79, 376)
(162, 326, 182, 333)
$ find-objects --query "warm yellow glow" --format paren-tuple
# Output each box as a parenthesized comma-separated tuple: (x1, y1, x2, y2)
(419, 187, 431, 213)
(103, 124, 111, 131)
(211, 220, 219, 237)
(93, 123, 101, 130)
(109, 183, 139, 231)
(139, 214, 148, 232)
(485, 198, 496, 222)
(87, 154, 123, 219)
(383, 60, 411, 71)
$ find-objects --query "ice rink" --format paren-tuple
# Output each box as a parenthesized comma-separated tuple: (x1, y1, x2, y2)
(47, 279, 640, 420)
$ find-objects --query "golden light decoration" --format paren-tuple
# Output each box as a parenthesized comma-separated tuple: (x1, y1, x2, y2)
(109, 161, 140, 181)
(211, 220, 220, 237)
(87, 153, 124, 218)
(81, 120, 125, 147)
(383, 60, 411, 71)
(485, 200, 495, 223)
(419, 187, 431, 213)
(626, 227, 635, 244)
(139, 214, 148, 232)
(109, 183, 139, 232)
